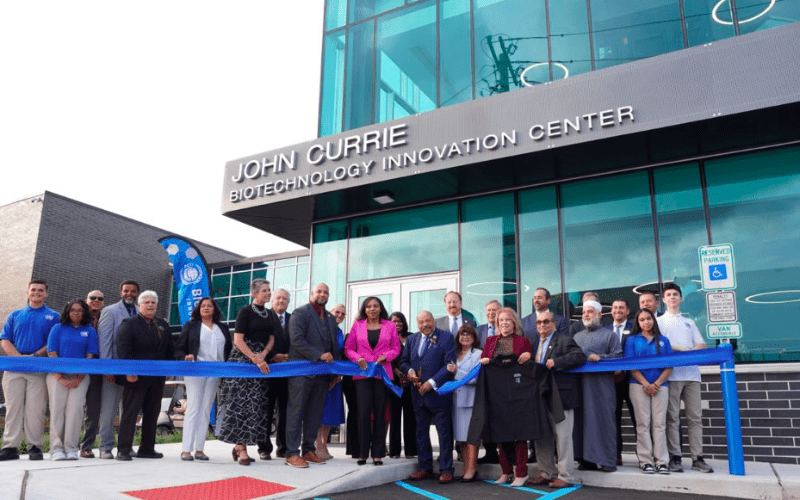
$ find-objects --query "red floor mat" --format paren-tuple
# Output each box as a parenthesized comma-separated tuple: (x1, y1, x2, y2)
(124, 476, 295, 500)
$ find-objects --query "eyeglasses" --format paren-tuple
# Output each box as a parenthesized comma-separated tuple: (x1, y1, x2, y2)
(88, 296, 104, 301)
(458, 332, 474, 337)
(536, 319, 552, 324)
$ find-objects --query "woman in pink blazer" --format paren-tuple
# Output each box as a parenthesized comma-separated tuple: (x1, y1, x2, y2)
(344, 296, 401, 465)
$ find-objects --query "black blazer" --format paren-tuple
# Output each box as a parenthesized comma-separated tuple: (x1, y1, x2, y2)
(174, 320, 232, 361)
(532, 332, 586, 410)
(117, 314, 175, 386)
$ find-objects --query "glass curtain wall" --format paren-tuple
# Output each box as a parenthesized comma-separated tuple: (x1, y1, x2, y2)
(311, 221, 349, 307)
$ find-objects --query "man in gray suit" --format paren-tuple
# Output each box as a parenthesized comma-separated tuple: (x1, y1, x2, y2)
(96, 280, 139, 459)
(284, 283, 339, 468)
(435, 291, 477, 336)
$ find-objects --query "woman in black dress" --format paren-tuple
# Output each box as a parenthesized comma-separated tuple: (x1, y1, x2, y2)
(217, 279, 274, 465)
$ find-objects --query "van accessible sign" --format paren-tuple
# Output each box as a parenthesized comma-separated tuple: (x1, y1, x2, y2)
(699, 244, 736, 291)
(707, 323, 743, 339)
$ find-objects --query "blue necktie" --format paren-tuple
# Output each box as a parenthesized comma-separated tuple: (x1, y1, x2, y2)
(451, 317, 458, 335)
(419, 336, 429, 357)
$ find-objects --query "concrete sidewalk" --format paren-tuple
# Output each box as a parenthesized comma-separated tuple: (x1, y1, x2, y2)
(2, 441, 798, 500)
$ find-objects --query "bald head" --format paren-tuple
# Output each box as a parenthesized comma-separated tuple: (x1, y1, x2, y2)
(417, 310, 435, 336)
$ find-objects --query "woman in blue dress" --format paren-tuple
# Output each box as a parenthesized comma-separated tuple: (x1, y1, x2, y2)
(316, 303, 347, 459)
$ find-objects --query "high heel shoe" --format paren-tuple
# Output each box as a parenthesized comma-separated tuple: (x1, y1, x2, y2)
(357, 458, 367, 465)
(233, 445, 251, 466)
(459, 471, 478, 482)
(232, 447, 238, 462)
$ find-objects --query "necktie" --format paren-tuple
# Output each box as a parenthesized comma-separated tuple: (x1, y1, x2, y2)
(536, 338, 545, 363)
(280, 314, 285, 328)
(451, 317, 458, 335)
(489, 325, 495, 336)
(419, 335, 429, 357)
(615, 325, 622, 341)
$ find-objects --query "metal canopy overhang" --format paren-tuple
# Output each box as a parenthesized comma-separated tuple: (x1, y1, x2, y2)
(222, 23, 800, 247)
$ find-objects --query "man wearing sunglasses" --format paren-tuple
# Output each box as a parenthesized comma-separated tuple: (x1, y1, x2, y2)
(79, 291, 105, 458)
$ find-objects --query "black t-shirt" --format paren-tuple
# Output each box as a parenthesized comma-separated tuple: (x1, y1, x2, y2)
(234, 304, 274, 345)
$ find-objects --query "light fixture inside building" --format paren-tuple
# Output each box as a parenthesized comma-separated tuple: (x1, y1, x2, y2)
(373, 190, 395, 204)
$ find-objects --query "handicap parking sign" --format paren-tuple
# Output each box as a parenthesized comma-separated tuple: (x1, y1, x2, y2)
(709, 264, 728, 281)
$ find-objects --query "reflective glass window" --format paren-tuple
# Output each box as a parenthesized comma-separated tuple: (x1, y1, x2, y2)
(590, 0, 685, 70)
(293, 289, 309, 312)
(298, 256, 310, 264)
(214, 298, 229, 323)
(171, 284, 178, 303)
(440, 0, 473, 107)
(345, 21, 375, 130)
(409, 289, 449, 325)
(376, 1, 436, 123)
(252, 269, 267, 280)
(461, 194, 517, 325)
(212, 266, 230, 275)
(320, 32, 346, 137)
(233, 263, 251, 272)
(348, 203, 458, 281)
(683, 0, 736, 47)
(560, 172, 658, 326)
(169, 304, 181, 327)
(653, 164, 709, 324)
(296, 263, 310, 290)
(474, 0, 548, 96)
(312, 221, 349, 307)
(705, 146, 800, 362)
(230, 271, 252, 297)
(518, 186, 562, 318)
(326, 0, 347, 31)
(228, 296, 250, 322)
(549, 0, 592, 79)
(274, 266, 296, 293)
(736, 0, 800, 35)
(277, 257, 296, 266)
(211, 274, 231, 298)
(350, 0, 405, 23)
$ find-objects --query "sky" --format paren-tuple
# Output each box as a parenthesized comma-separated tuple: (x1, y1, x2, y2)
(0, 1, 324, 257)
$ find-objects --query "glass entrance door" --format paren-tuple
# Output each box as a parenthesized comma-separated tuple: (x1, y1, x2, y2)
(346, 272, 459, 332)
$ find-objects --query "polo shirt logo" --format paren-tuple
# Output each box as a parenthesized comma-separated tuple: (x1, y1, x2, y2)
(81, 331, 89, 337)
(45, 315, 55, 320)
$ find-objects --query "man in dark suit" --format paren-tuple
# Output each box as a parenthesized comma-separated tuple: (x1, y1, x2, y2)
(115, 290, 174, 461)
(259, 288, 292, 460)
(435, 291, 477, 336)
(610, 299, 636, 465)
(529, 311, 586, 488)
(284, 283, 338, 468)
(400, 310, 457, 484)
(522, 287, 569, 343)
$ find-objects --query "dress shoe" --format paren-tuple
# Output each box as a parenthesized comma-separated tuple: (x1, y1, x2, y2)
(80, 450, 95, 459)
(409, 469, 433, 481)
(259, 451, 271, 460)
(477, 455, 499, 464)
(276, 451, 286, 458)
(548, 478, 572, 488)
(285, 455, 309, 468)
(136, 450, 164, 459)
(0, 448, 20, 461)
(303, 451, 326, 464)
(527, 475, 552, 486)
(28, 446, 44, 460)
(598, 465, 617, 472)
(116, 452, 132, 461)
(99, 451, 114, 459)
(439, 472, 454, 484)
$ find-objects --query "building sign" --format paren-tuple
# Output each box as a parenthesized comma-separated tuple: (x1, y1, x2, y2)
(699, 244, 736, 290)
(706, 291, 737, 322)
(707, 322, 743, 339)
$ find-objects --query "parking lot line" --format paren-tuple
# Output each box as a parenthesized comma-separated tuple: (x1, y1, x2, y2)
(395, 481, 454, 500)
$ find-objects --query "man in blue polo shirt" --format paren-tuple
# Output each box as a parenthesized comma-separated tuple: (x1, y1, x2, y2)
(0, 280, 60, 461)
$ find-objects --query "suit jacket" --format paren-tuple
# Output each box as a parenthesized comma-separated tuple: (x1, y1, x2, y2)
(173, 320, 232, 361)
(270, 311, 291, 358)
(116, 314, 174, 387)
(610, 320, 633, 384)
(435, 314, 477, 334)
(532, 332, 586, 409)
(288, 303, 338, 363)
(476, 323, 495, 348)
(453, 348, 481, 408)
(345, 319, 401, 380)
(521, 312, 569, 344)
(399, 328, 456, 408)
(481, 333, 533, 359)
(97, 300, 137, 360)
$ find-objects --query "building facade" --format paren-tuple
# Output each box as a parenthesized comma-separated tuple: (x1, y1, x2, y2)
(222, 2, 800, 463)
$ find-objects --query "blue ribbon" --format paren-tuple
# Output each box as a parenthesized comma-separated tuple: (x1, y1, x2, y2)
(435, 345, 734, 396)
(0, 358, 402, 397)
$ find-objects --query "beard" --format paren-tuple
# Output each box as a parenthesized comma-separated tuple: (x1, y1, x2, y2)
(582, 317, 600, 328)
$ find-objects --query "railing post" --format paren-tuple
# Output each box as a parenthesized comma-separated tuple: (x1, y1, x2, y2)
(720, 354, 745, 475)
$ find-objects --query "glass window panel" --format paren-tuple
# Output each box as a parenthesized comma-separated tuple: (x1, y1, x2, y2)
(440, 0, 473, 107)
(474, 0, 548, 97)
(345, 21, 375, 130)
(376, 1, 436, 123)
(549, 0, 592, 79)
(232, 263, 252, 272)
(212, 266, 230, 275)
(409, 289, 449, 329)
(312, 221, 349, 306)
(211, 274, 231, 299)
(320, 31, 346, 137)
(214, 298, 229, 323)
(590, 0, 685, 70)
(349, 203, 458, 281)
(325, 0, 347, 31)
(170, 283, 178, 303)
(296, 263, 310, 290)
(653, 164, 709, 325)
(461, 194, 517, 325)
(276, 257, 296, 266)
(356, 293, 394, 315)
(683, 0, 736, 47)
(274, 266, 296, 293)
(560, 172, 658, 326)
(298, 256, 310, 264)
(350, 0, 405, 23)
(253, 261, 272, 269)
(228, 296, 250, 322)
(169, 304, 181, 327)
(252, 269, 267, 280)
(736, 0, 800, 35)
(706, 146, 800, 362)
(230, 271, 252, 296)
(518, 186, 563, 318)
(292, 289, 309, 313)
